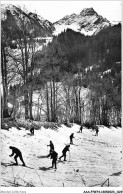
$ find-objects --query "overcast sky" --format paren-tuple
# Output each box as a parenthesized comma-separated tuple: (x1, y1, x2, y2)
(1, 1, 122, 23)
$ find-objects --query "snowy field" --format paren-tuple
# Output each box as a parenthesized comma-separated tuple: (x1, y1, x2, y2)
(1, 124, 122, 187)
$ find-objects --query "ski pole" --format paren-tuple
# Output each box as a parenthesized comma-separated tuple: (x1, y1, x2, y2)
(69, 151, 70, 162)
(47, 146, 48, 155)
(69, 151, 71, 162)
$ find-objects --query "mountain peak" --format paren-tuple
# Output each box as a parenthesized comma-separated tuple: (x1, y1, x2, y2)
(1, 4, 55, 37)
(80, 7, 98, 16)
(53, 7, 111, 36)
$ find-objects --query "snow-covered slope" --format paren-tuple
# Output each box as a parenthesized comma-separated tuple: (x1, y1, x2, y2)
(1, 4, 55, 37)
(1, 123, 122, 187)
(53, 7, 111, 36)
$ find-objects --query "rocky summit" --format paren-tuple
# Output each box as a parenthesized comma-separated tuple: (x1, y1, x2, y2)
(53, 7, 111, 36)
(1, 4, 55, 37)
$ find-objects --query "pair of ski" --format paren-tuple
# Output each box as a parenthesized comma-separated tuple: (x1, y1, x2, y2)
(10, 161, 34, 169)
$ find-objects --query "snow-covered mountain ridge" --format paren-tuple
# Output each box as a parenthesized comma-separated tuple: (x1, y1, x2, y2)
(1, 4, 55, 37)
(53, 7, 118, 36)
(1, 5, 121, 37)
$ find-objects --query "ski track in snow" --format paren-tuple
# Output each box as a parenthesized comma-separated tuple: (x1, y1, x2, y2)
(1, 124, 122, 187)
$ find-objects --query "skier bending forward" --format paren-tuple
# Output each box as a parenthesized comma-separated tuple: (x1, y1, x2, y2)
(9, 146, 26, 166)
(47, 149, 58, 169)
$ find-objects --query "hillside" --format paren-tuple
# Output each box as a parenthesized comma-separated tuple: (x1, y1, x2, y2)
(1, 4, 55, 38)
(1, 3, 121, 128)
(1, 123, 122, 187)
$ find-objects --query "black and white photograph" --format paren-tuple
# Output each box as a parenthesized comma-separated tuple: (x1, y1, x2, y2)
(1, 0, 122, 192)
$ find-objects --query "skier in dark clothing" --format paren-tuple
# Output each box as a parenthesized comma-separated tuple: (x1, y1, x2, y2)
(9, 146, 26, 166)
(79, 125, 83, 133)
(47, 141, 54, 154)
(59, 145, 70, 161)
(95, 126, 99, 136)
(92, 125, 99, 136)
(70, 133, 74, 144)
(47, 150, 58, 169)
(30, 127, 34, 135)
